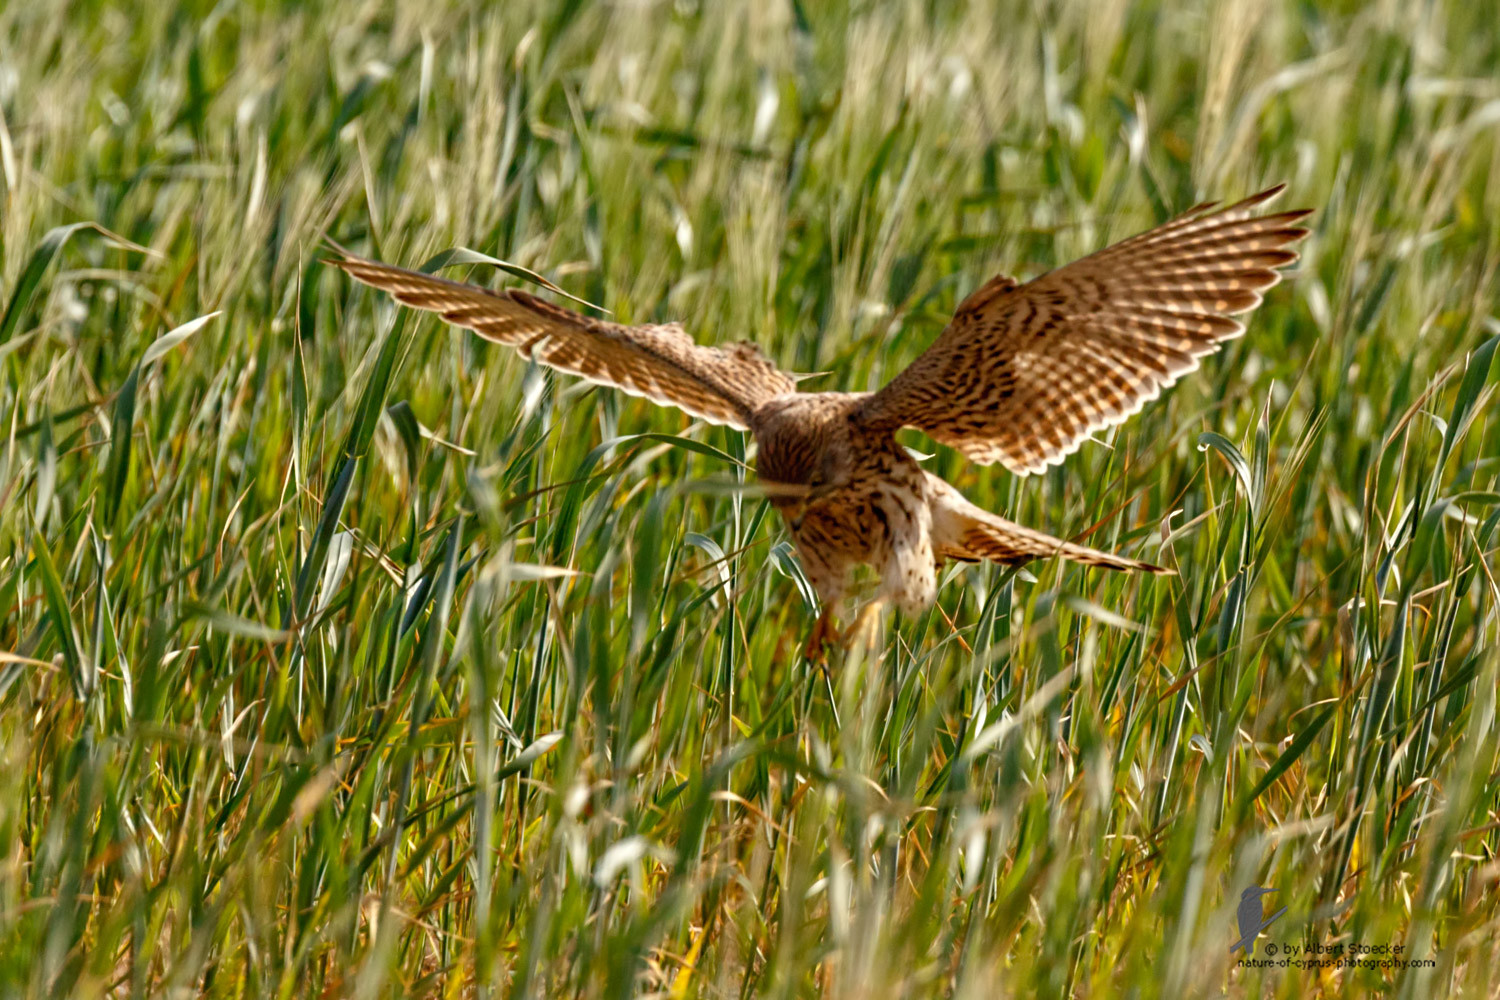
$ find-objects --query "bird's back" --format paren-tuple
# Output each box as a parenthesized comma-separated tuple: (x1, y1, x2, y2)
(749, 392, 868, 487)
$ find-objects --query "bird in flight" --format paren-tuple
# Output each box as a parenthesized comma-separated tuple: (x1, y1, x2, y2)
(329, 185, 1310, 655)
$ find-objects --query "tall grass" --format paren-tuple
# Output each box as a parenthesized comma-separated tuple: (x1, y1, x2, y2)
(2, 1, 1499, 996)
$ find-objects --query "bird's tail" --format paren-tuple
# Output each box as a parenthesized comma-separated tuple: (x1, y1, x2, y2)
(926, 474, 1171, 574)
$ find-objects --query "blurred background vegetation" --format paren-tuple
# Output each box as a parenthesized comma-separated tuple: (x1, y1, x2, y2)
(2, 0, 1499, 995)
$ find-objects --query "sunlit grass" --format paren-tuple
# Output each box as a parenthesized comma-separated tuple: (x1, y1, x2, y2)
(2, 1, 1499, 996)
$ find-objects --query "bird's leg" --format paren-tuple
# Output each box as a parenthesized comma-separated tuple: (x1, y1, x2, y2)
(841, 598, 886, 653)
(803, 606, 839, 660)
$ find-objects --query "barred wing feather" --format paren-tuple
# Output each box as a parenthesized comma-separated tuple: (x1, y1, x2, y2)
(329, 251, 795, 430)
(857, 185, 1311, 474)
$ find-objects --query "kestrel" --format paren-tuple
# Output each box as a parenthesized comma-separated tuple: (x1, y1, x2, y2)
(329, 185, 1310, 653)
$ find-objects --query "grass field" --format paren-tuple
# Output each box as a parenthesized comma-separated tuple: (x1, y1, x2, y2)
(3, 0, 1500, 995)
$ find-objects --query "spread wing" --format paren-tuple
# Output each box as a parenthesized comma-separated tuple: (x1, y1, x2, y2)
(328, 249, 796, 429)
(855, 185, 1312, 474)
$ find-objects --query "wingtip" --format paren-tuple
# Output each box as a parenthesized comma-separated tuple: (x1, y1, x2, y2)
(1239, 183, 1321, 226)
(320, 234, 358, 263)
(320, 245, 368, 275)
(1224, 182, 1288, 213)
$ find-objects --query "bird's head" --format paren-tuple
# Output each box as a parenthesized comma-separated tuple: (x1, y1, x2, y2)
(1240, 886, 1277, 901)
(806, 446, 853, 500)
(783, 449, 852, 531)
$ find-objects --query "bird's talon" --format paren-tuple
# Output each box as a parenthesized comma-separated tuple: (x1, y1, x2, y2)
(803, 610, 838, 661)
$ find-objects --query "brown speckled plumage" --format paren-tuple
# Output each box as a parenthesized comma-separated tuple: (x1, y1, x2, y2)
(328, 253, 794, 429)
(328, 185, 1310, 642)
